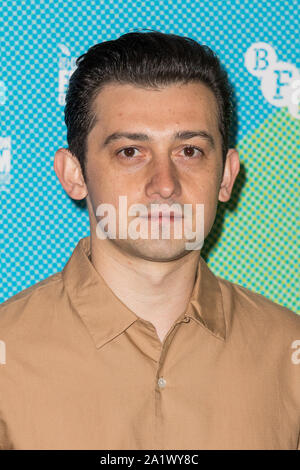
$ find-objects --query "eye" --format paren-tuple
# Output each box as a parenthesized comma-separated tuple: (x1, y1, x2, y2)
(116, 147, 141, 159)
(180, 146, 204, 158)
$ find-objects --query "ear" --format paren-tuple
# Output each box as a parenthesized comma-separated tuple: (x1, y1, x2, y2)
(53, 148, 88, 200)
(218, 148, 240, 202)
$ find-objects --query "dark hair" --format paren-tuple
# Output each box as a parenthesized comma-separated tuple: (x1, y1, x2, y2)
(64, 30, 233, 182)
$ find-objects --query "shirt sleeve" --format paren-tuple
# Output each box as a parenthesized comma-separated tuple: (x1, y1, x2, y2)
(0, 415, 14, 450)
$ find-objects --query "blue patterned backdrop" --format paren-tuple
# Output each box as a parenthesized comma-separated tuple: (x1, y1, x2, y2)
(0, 0, 299, 313)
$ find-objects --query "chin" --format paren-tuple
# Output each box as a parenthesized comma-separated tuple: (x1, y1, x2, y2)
(113, 238, 190, 262)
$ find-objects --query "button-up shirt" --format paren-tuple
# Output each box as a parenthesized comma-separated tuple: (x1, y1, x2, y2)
(0, 235, 299, 450)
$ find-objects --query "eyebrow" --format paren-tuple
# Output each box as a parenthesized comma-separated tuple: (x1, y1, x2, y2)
(102, 130, 216, 150)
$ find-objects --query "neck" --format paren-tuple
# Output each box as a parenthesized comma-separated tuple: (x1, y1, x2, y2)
(89, 232, 201, 342)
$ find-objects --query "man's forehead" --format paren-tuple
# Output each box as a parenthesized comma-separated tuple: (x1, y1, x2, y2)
(90, 81, 219, 135)
(93, 81, 217, 109)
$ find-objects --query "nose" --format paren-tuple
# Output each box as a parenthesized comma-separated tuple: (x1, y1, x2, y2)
(145, 156, 181, 200)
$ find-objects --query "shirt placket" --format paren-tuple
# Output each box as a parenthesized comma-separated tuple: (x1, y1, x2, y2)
(154, 314, 191, 449)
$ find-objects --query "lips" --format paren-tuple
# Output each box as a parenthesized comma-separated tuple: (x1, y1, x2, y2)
(144, 212, 182, 219)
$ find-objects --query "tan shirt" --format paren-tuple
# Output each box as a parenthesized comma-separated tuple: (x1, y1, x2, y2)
(0, 235, 299, 450)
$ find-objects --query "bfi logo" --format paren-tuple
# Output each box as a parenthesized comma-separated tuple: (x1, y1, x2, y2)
(245, 42, 300, 119)
(0, 136, 12, 191)
(58, 44, 77, 106)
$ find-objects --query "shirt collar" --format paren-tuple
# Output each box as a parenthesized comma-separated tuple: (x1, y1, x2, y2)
(62, 235, 226, 349)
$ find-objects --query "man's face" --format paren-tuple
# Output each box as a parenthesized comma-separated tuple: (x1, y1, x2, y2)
(85, 81, 226, 261)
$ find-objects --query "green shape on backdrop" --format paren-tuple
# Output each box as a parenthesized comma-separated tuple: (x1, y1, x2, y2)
(202, 106, 299, 314)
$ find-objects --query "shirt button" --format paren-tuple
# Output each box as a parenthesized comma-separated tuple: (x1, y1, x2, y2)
(157, 377, 167, 388)
(183, 316, 190, 322)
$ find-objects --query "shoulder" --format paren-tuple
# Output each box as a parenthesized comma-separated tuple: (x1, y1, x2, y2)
(0, 272, 64, 335)
(216, 275, 300, 411)
(216, 274, 300, 336)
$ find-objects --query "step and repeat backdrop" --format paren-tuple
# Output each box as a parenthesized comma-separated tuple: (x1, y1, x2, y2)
(0, 0, 299, 313)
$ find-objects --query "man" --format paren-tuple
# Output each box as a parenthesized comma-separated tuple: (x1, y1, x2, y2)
(0, 31, 299, 450)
